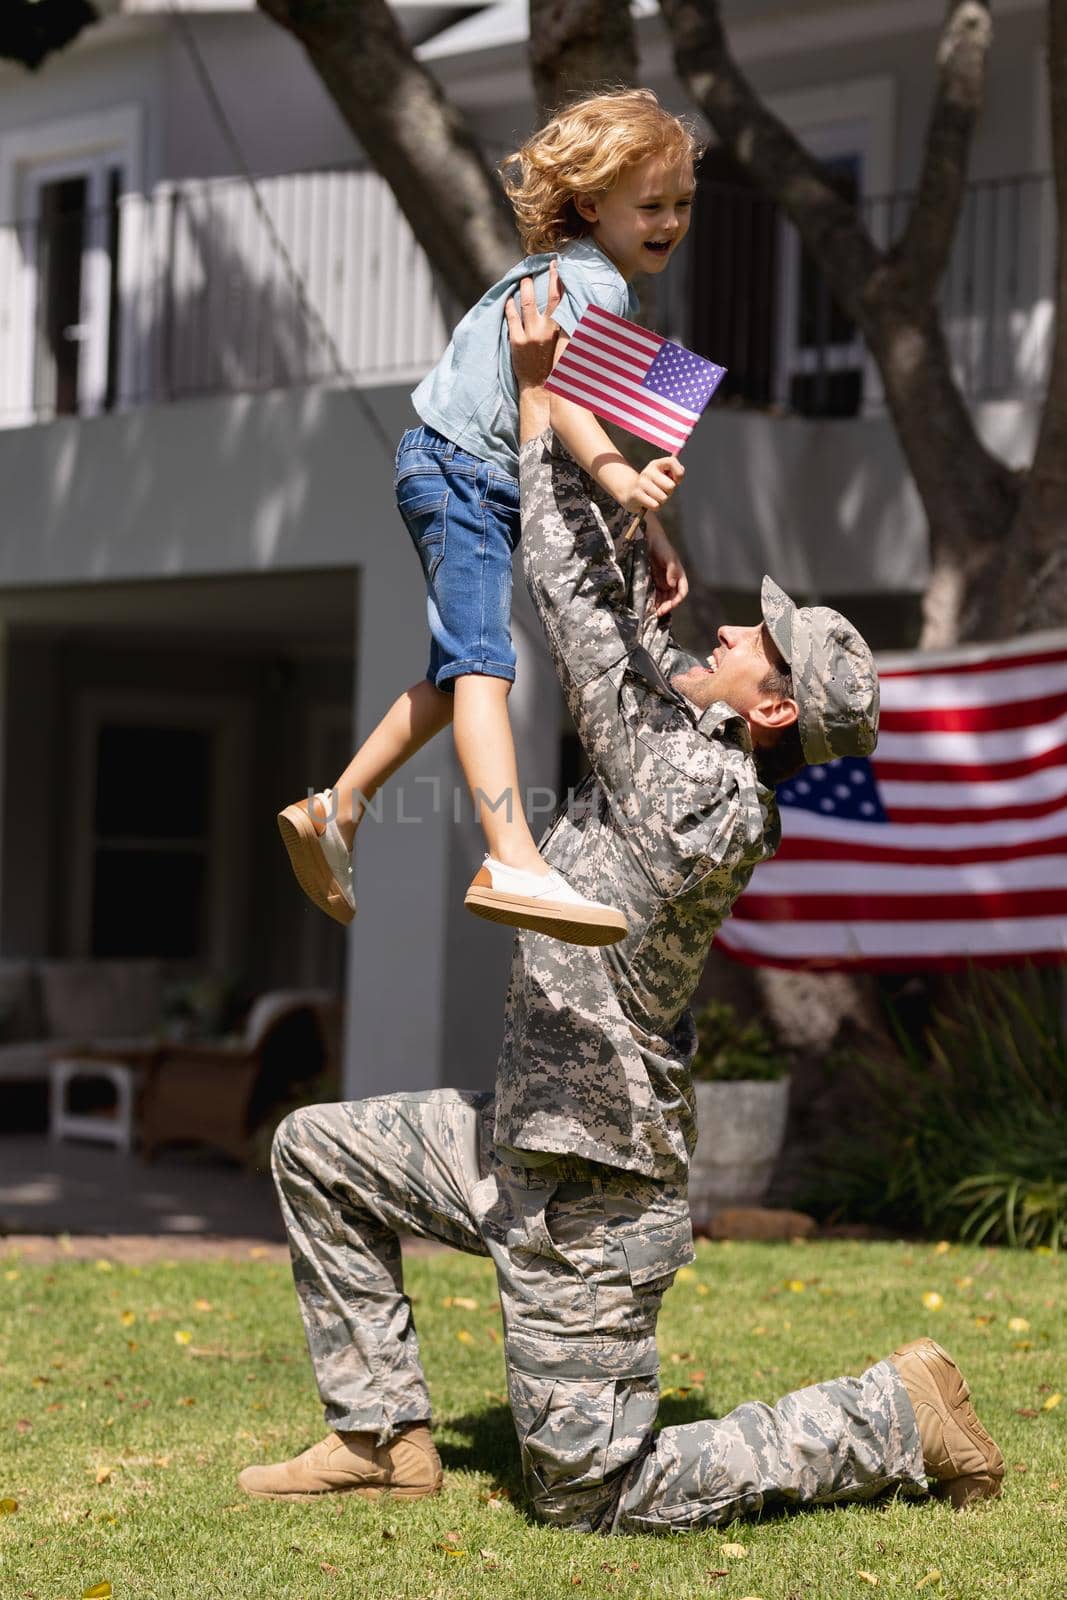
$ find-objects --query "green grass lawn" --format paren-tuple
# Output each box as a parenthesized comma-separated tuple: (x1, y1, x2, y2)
(1, 1238, 1064, 1600)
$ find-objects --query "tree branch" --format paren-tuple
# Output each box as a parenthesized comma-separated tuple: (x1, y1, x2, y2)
(894, 1, 994, 301)
(657, 0, 882, 326)
(0, 0, 98, 70)
(527, 0, 638, 122)
(256, 0, 515, 306)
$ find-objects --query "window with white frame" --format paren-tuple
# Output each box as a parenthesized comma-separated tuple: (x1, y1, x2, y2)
(0, 107, 142, 427)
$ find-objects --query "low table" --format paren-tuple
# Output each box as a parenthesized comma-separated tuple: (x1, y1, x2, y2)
(48, 1047, 157, 1153)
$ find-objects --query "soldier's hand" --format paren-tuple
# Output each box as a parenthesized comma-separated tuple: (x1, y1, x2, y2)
(645, 514, 689, 617)
(505, 258, 563, 389)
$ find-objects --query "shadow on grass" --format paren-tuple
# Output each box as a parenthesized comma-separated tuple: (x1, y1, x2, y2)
(436, 1391, 717, 1505)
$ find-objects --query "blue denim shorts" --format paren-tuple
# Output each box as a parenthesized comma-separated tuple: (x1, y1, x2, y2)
(395, 425, 521, 689)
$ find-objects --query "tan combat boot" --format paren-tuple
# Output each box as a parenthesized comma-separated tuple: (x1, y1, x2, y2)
(890, 1338, 1004, 1509)
(237, 1424, 442, 1502)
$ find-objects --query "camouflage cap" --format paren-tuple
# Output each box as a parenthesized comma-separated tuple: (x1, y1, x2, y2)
(760, 575, 880, 764)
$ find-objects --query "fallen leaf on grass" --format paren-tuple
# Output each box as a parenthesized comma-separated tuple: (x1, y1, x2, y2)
(0, 1498, 17, 1514)
(1043, 1393, 1062, 1411)
(442, 1296, 479, 1311)
(4, 1269, 19, 1281)
(786, 1280, 805, 1293)
(706, 1569, 729, 1580)
(456, 1329, 474, 1345)
(193, 1299, 213, 1312)
(1017, 1408, 1039, 1419)
(436, 1545, 466, 1558)
(675, 1267, 696, 1283)
(921, 1292, 943, 1312)
(178, 1397, 196, 1407)
(83, 1586, 112, 1599)
(442, 1530, 462, 1544)
(933, 1240, 951, 1255)
(857, 1574, 879, 1587)
(721, 1543, 748, 1558)
(320, 1564, 339, 1574)
(95, 1466, 113, 1485)
(174, 1330, 192, 1345)
(95, 1261, 113, 1273)
(915, 1571, 941, 1590)
(480, 1550, 500, 1569)
(15, 1420, 31, 1435)
(1008, 1317, 1030, 1333)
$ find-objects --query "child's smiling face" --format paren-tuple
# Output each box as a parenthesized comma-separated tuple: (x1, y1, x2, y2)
(575, 156, 695, 281)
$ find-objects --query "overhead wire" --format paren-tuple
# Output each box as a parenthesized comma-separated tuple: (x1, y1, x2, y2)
(165, 0, 396, 460)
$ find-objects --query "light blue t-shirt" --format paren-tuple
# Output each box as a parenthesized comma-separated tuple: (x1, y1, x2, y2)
(411, 239, 638, 477)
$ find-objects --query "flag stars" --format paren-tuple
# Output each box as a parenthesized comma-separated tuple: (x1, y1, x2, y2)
(777, 756, 887, 824)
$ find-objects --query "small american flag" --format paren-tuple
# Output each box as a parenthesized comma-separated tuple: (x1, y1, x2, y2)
(545, 305, 726, 453)
(717, 629, 1067, 972)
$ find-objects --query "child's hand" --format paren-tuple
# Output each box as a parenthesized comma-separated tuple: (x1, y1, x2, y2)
(644, 513, 689, 617)
(621, 455, 685, 515)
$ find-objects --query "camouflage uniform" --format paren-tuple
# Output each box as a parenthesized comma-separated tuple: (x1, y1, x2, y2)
(272, 435, 918, 1531)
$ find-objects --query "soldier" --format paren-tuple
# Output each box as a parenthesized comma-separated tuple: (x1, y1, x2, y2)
(238, 268, 1003, 1529)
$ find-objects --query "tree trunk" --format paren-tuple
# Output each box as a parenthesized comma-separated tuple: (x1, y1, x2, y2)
(1004, 0, 1067, 633)
(658, 0, 1034, 646)
(257, 0, 516, 306)
(528, 0, 638, 122)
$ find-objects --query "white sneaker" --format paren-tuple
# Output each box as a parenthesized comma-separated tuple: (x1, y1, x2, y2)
(464, 856, 628, 947)
(277, 789, 356, 926)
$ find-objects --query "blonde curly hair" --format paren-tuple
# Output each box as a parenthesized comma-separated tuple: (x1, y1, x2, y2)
(501, 88, 701, 256)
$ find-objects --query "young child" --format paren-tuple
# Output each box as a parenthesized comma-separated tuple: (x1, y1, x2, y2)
(279, 88, 697, 945)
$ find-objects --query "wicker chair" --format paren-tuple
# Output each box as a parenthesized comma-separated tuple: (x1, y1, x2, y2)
(139, 989, 341, 1165)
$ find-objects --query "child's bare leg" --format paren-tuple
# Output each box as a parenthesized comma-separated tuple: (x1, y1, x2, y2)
(452, 675, 547, 874)
(331, 680, 453, 850)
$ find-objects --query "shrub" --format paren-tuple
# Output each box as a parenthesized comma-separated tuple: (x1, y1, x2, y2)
(690, 999, 791, 1083)
(813, 965, 1067, 1244)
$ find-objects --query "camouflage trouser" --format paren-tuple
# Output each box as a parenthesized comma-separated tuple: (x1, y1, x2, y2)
(271, 1088, 926, 1533)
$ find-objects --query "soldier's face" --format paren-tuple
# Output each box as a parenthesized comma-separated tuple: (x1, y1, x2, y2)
(672, 623, 796, 735)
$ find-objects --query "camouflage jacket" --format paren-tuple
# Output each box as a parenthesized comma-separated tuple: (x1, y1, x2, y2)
(493, 433, 781, 1181)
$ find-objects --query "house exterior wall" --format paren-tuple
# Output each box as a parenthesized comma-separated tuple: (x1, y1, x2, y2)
(0, 0, 1053, 1097)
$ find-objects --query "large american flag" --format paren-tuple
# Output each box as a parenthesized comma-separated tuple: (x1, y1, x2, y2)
(545, 306, 726, 453)
(717, 629, 1067, 972)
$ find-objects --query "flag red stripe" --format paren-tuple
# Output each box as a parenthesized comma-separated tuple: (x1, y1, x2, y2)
(718, 944, 1067, 974)
(583, 304, 665, 350)
(733, 888, 1067, 923)
(886, 795, 1066, 824)
(879, 691, 1067, 733)
(576, 318, 662, 364)
(774, 833, 1067, 867)
(879, 646, 1067, 680)
(544, 372, 689, 449)
(549, 339, 700, 427)
(874, 741, 1067, 782)
(550, 342, 700, 428)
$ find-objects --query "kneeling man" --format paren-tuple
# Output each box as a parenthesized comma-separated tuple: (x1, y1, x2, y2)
(239, 270, 1003, 1530)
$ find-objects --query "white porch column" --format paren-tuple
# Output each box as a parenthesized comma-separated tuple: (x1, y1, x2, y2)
(342, 547, 562, 1101)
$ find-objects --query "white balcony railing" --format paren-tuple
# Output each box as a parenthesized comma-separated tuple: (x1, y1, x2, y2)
(0, 164, 1055, 429)
(0, 166, 451, 427)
